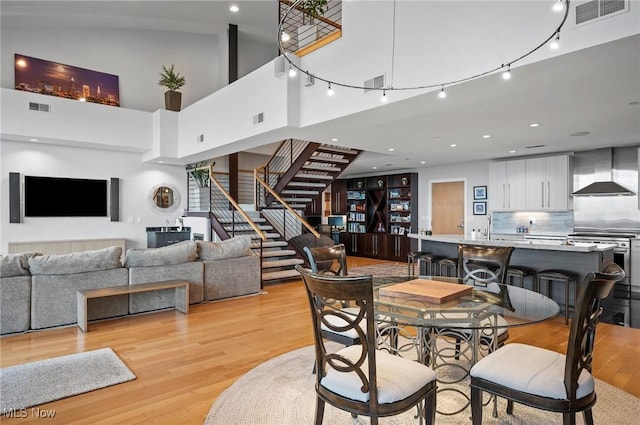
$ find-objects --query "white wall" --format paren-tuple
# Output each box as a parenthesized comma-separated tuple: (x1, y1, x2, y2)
(418, 161, 492, 237)
(0, 140, 187, 252)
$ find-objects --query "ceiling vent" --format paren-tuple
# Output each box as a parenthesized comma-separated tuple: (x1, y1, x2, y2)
(363, 75, 384, 93)
(29, 102, 50, 112)
(575, 0, 628, 25)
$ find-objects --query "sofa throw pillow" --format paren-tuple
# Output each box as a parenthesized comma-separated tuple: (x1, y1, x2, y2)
(28, 246, 123, 275)
(197, 236, 252, 260)
(124, 240, 197, 267)
(0, 252, 41, 277)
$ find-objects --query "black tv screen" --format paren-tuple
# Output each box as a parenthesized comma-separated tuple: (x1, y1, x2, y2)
(25, 176, 108, 217)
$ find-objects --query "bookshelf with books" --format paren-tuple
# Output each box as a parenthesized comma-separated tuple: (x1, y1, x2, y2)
(335, 173, 417, 261)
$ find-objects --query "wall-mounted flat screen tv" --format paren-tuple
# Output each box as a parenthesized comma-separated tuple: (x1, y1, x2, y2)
(25, 176, 108, 217)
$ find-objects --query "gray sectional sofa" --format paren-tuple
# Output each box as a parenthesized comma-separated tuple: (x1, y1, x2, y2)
(0, 236, 261, 335)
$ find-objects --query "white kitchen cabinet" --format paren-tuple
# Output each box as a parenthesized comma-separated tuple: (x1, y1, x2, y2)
(490, 155, 569, 212)
(525, 155, 570, 210)
(489, 159, 526, 211)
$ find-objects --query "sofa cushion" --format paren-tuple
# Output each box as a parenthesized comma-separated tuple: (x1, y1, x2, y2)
(125, 240, 197, 267)
(1, 252, 40, 277)
(28, 247, 122, 275)
(197, 236, 252, 260)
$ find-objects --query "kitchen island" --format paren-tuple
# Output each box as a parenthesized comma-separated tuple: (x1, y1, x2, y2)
(408, 233, 615, 318)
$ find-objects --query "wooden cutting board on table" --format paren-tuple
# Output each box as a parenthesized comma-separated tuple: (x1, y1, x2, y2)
(379, 279, 472, 304)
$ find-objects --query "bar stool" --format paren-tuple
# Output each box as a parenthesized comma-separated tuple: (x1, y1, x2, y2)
(506, 265, 538, 292)
(537, 269, 579, 325)
(407, 251, 430, 276)
(412, 253, 445, 276)
(438, 257, 458, 277)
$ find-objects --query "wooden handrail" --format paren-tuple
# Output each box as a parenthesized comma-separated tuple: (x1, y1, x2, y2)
(254, 172, 321, 238)
(209, 172, 268, 241)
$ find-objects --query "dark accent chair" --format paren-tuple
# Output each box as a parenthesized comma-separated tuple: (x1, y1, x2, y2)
(449, 244, 515, 357)
(469, 263, 625, 425)
(303, 243, 348, 276)
(288, 234, 336, 268)
(296, 265, 438, 425)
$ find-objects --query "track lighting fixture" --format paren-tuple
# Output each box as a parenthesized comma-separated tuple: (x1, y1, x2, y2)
(277, 0, 569, 98)
(553, 0, 564, 12)
(502, 65, 511, 80)
(550, 32, 560, 50)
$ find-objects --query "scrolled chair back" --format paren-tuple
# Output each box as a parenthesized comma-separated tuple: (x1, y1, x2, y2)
(457, 244, 514, 285)
(564, 262, 624, 399)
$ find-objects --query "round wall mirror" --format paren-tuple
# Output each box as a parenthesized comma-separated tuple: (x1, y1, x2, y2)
(148, 184, 181, 212)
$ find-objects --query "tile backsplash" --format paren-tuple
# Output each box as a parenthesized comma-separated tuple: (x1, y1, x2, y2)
(491, 210, 574, 237)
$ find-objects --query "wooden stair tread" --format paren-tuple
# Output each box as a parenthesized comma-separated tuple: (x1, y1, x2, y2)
(261, 269, 301, 281)
(261, 250, 297, 257)
(262, 258, 304, 268)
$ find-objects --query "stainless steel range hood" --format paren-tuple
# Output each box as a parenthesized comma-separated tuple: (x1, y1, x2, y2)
(572, 148, 635, 196)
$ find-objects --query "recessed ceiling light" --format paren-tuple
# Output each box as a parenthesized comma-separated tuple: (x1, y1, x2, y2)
(450, 144, 457, 147)
(482, 134, 491, 139)
(229, 5, 239, 13)
(420, 161, 426, 164)
(331, 138, 338, 142)
(29, 138, 38, 142)
(158, 161, 164, 164)
(388, 148, 395, 152)
(372, 166, 378, 170)
(509, 150, 517, 153)
(529, 123, 540, 127)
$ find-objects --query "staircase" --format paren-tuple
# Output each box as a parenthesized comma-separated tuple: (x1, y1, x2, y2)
(187, 139, 361, 285)
(213, 210, 304, 282)
(265, 142, 361, 211)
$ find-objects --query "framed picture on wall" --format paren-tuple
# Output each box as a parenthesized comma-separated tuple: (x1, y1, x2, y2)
(473, 186, 487, 200)
(473, 201, 487, 215)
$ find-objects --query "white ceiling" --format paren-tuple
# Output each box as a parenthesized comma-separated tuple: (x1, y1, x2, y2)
(3, 1, 639, 176)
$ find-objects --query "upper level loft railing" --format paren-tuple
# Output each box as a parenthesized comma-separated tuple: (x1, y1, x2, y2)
(279, 0, 342, 57)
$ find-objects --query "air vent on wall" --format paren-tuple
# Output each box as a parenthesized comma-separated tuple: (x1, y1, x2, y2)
(29, 102, 50, 112)
(253, 112, 264, 124)
(363, 75, 385, 93)
(576, 0, 627, 25)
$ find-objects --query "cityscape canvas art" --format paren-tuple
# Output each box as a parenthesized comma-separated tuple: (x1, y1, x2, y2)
(15, 54, 120, 107)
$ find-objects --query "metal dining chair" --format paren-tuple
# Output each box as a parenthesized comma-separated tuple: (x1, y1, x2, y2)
(469, 263, 625, 425)
(296, 265, 438, 425)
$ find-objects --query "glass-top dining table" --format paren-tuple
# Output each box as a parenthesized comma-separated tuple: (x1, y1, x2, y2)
(370, 275, 560, 415)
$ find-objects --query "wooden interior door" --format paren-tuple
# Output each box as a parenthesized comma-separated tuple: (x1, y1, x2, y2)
(431, 181, 464, 235)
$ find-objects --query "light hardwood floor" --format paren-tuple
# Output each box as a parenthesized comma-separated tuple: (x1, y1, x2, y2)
(1, 257, 639, 425)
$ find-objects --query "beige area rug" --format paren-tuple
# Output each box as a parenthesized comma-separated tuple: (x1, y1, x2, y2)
(0, 347, 136, 411)
(205, 345, 640, 425)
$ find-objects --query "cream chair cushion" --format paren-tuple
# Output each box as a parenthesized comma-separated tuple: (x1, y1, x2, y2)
(321, 345, 437, 404)
(470, 343, 594, 400)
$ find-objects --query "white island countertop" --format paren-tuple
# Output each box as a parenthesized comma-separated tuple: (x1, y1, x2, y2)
(408, 234, 616, 253)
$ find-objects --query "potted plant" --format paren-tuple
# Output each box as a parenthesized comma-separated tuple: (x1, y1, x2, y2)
(298, 0, 328, 48)
(158, 64, 186, 112)
(186, 160, 213, 187)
